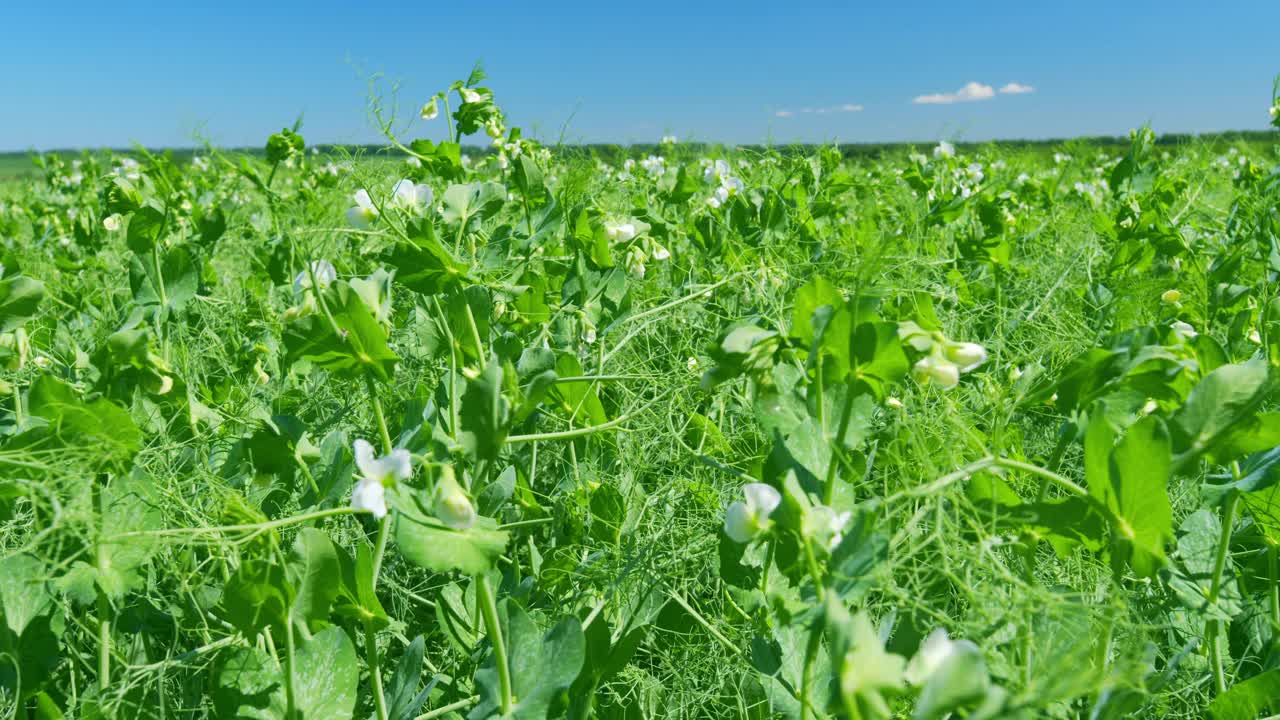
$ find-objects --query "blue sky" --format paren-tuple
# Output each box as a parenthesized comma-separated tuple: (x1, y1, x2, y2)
(3, 0, 1278, 151)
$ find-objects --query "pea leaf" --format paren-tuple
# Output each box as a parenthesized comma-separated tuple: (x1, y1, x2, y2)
(26, 375, 141, 468)
(0, 275, 44, 331)
(395, 512, 508, 576)
(470, 602, 585, 720)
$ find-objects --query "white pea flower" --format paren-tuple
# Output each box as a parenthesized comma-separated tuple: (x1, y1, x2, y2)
(351, 439, 412, 519)
(706, 185, 730, 209)
(885, 396, 904, 410)
(651, 243, 671, 261)
(913, 355, 961, 389)
(346, 189, 378, 228)
(661, 135, 678, 145)
(625, 246, 647, 278)
(605, 221, 637, 243)
(905, 629, 959, 686)
(807, 505, 853, 551)
(1269, 104, 1279, 120)
(405, 156, 422, 169)
(1171, 321, 1197, 339)
(686, 356, 698, 371)
(103, 214, 123, 232)
(933, 141, 955, 159)
(943, 341, 988, 372)
(724, 483, 782, 543)
(420, 97, 439, 120)
(432, 468, 476, 530)
(390, 179, 434, 213)
(293, 260, 337, 293)
(704, 159, 732, 183)
(640, 155, 666, 177)
(460, 88, 483, 104)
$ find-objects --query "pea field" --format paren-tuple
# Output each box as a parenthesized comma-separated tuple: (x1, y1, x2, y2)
(4, 71, 1280, 720)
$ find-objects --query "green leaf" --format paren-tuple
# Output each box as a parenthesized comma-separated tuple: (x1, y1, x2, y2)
(386, 635, 435, 720)
(1207, 669, 1280, 720)
(287, 528, 340, 628)
(396, 513, 508, 575)
(471, 602, 585, 720)
(294, 626, 358, 720)
(460, 361, 510, 462)
(26, 375, 141, 468)
(441, 182, 506, 227)
(0, 553, 51, 636)
(0, 275, 44, 331)
(220, 558, 291, 638)
(384, 218, 467, 296)
(1107, 415, 1174, 578)
(283, 280, 399, 381)
(129, 244, 199, 310)
(126, 206, 166, 255)
(1173, 360, 1272, 466)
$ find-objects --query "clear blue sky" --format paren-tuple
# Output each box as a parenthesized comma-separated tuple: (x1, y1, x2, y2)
(4, 0, 1278, 151)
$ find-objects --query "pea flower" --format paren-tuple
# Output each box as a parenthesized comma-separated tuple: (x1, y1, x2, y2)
(942, 341, 987, 372)
(102, 214, 122, 232)
(346, 189, 378, 229)
(1171, 321, 1197, 339)
(420, 97, 439, 120)
(724, 483, 782, 543)
(460, 88, 483, 104)
(912, 355, 960, 389)
(905, 629, 959, 685)
(432, 467, 476, 530)
(390, 179, 434, 213)
(807, 505, 853, 551)
(293, 260, 336, 293)
(351, 440, 412, 519)
(605, 221, 637, 243)
(838, 612, 907, 719)
(933, 141, 955, 159)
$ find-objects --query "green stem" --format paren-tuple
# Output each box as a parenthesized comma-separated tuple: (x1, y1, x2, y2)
(371, 515, 392, 584)
(365, 618, 390, 720)
(365, 375, 394, 455)
(1207, 490, 1239, 694)
(799, 624, 822, 720)
(476, 574, 513, 715)
(284, 619, 298, 718)
(1269, 543, 1279, 631)
(93, 480, 110, 692)
(823, 378, 858, 505)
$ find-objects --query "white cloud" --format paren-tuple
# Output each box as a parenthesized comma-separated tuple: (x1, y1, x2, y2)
(913, 82, 996, 105)
(999, 82, 1035, 95)
(774, 103, 863, 118)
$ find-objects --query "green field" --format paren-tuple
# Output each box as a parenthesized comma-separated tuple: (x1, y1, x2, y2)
(2, 75, 1280, 720)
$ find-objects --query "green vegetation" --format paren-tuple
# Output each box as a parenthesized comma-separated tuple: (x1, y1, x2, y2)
(2, 72, 1280, 720)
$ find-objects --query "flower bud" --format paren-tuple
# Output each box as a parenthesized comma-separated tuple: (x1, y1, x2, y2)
(433, 467, 476, 530)
(1161, 289, 1182, 304)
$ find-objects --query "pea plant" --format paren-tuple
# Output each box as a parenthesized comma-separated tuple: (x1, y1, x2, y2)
(1, 70, 1280, 720)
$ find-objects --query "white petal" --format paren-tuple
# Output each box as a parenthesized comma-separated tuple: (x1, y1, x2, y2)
(742, 483, 781, 516)
(353, 439, 378, 481)
(387, 448, 413, 481)
(724, 501, 757, 543)
(353, 189, 375, 211)
(351, 478, 388, 519)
